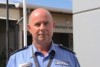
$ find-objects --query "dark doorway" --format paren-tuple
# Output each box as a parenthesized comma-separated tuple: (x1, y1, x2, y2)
(0, 19, 19, 67)
(27, 32, 32, 46)
(52, 33, 73, 50)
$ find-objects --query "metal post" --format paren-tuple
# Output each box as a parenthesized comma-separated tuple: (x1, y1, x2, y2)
(6, 0, 9, 63)
(23, 0, 27, 47)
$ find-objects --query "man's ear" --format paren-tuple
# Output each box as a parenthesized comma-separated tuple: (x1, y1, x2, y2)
(53, 21, 55, 28)
(27, 24, 31, 33)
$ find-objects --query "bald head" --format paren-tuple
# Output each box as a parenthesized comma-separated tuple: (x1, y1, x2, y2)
(28, 8, 53, 24)
(28, 8, 55, 45)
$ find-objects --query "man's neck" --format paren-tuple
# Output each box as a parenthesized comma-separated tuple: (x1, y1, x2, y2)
(32, 41, 52, 55)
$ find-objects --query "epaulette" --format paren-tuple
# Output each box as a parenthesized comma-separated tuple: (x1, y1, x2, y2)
(11, 46, 29, 56)
(59, 44, 75, 54)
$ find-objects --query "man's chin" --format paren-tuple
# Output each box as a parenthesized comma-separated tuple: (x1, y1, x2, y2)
(38, 38, 46, 41)
(38, 38, 49, 42)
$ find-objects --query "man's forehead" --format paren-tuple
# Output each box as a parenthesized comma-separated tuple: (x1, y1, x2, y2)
(34, 12, 39, 17)
(29, 8, 53, 24)
(33, 20, 50, 24)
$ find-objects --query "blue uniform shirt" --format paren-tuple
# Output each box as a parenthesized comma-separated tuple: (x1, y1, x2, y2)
(7, 43, 80, 67)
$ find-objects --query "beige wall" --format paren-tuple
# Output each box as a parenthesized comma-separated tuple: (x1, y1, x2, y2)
(51, 12, 72, 33)
(0, 8, 20, 20)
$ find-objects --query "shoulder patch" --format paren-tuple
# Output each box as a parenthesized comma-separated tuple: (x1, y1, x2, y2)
(59, 44, 75, 54)
(11, 46, 29, 56)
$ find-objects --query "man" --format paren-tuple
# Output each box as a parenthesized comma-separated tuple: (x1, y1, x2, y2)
(7, 8, 80, 67)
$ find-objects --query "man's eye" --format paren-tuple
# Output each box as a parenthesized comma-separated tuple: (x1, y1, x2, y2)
(44, 21, 49, 26)
(35, 23, 40, 27)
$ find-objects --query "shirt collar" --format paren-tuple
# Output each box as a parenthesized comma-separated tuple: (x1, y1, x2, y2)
(30, 42, 56, 58)
(49, 42, 56, 53)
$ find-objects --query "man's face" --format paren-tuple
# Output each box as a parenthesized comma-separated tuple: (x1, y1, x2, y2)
(28, 12, 55, 43)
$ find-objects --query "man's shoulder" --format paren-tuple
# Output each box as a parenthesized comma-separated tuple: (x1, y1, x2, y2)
(11, 46, 29, 56)
(57, 44, 75, 54)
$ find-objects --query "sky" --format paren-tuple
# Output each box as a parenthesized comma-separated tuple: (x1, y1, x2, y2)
(26, 0, 72, 10)
(0, 0, 72, 10)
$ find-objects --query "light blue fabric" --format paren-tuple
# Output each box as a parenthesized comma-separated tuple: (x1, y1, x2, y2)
(7, 43, 80, 67)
